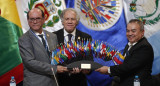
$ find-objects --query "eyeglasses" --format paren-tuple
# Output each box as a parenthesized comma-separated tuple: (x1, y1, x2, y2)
(29, 17, 43, 22)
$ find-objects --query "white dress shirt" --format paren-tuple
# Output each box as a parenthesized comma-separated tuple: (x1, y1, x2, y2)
(64, 29, 76, 43)
(127, 42, 137, 51)
(34, 31, 49, 49)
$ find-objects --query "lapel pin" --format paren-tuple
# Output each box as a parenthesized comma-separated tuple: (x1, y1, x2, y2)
(47, 34, 49, 37)
(78, 36, 80, 40)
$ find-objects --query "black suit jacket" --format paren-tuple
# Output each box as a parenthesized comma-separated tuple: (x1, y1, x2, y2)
(54, 28, 92, 44)
(54, 29, 92, 86)
(110, 37, 154, 86)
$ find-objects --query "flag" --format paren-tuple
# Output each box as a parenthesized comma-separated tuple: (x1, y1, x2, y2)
(16, 0, 66, 33)
(0, 0, 23, 86)
(123, 0, 160, 75)
(65, 0, 128, 86)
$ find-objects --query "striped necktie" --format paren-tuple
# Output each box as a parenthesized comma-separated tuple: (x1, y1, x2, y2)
(38, 35, 50, 56)
(38, 35, 46, 48)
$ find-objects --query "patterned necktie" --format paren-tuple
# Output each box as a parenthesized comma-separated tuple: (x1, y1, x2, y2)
(38, 35, 50, 56)
(68, 34, 72, 42)
(38, 35, 46, 48)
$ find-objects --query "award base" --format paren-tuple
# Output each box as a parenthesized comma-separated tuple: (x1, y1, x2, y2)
(66, 60, 102, 70)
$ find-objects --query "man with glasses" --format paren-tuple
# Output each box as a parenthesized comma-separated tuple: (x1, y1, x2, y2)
(18, 8, 67, 86)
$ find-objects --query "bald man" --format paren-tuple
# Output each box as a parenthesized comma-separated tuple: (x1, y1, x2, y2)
(18, 8, 67, 86)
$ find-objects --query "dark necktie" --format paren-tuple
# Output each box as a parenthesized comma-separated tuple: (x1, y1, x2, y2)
(38, 35, 46, 48)
(124, 44, 133, 57)
(38, 35, 50, 56)
(68, 34, 72, 42)
(123, 45, 129, 57)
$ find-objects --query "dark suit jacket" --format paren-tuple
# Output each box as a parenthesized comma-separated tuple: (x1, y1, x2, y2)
(54, 28, 92, 44)
(18, 29, 58, 86)
(110, 37, 154, 86)
(54, 29, 92, 86)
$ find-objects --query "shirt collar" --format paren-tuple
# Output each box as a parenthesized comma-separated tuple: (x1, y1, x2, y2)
(33, 30, 44, 36)
(128, 42, 137, 47)
(64, 28, 76, 37)
(128, 37, 144, 46)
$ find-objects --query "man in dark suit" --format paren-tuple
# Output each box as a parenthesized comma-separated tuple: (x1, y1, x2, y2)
(18, 8, 67, 86)
(96, 19, 154, 86)
(54, 8, 92, 86)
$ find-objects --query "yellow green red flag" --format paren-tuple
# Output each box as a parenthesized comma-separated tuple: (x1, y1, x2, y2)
(0, 0, 23, 86)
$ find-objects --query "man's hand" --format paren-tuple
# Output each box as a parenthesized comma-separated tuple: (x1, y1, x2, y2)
(57, 65, 68, 73)
(95, 66, 109, 74)
(70, 67, 81, 74)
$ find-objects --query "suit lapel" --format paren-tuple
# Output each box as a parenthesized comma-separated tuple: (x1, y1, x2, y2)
(59, 29, 64, 44)
(123, 45, 129, 56)
(45, 30, 57, 52)
(75, 29, 81, 41)
(45, 31, 51, 52)
(28, 30, 49, 58)
(129, 37, 145, 54)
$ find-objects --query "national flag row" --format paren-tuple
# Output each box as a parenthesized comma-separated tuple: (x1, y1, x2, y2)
(51, 39, 125, 65)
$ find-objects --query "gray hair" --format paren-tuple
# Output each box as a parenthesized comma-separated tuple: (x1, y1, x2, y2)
(129, 19, 144, 31)
(60, 8, 80, 23)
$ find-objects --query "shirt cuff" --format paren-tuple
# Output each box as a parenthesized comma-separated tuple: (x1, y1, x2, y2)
(108, 67, 111, 74)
